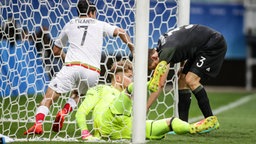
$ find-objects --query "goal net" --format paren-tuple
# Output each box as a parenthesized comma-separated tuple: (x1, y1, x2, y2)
(0, 0, 183, 142)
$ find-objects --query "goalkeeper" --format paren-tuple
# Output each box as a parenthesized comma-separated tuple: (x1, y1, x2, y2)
(76, 59, 218, 140)
(76, 59, 134, 140)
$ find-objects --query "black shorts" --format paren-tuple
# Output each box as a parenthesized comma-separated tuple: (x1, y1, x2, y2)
(182, 33, 227, 80)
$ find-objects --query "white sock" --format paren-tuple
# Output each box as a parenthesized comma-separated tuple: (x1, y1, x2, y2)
(36, 105, 49, 116)
(67, 98, 77, 110)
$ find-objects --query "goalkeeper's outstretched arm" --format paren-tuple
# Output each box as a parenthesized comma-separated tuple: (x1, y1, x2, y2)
(75, 87, 101, 138)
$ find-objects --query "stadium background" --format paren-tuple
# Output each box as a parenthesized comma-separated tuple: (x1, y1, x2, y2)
(0, 0, 255, 97)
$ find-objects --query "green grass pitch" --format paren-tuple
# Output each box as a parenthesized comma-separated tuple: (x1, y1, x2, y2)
(1, 90, 256, 144)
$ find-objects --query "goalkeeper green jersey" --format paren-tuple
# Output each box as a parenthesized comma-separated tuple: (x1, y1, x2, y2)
(76, 85, 120, 133)
(93, 90, 133, 140)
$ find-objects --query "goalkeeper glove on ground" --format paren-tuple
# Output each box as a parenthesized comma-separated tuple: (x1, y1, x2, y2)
(81, 130, 99, 141)
(81, 130, 92, 140)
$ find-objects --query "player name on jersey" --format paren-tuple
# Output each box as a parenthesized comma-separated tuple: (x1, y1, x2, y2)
(73, 19, 96, 24)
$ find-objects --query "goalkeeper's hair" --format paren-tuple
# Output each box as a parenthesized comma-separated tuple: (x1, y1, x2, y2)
(110, 59, 133, 80)
(77, 0, 96, 16)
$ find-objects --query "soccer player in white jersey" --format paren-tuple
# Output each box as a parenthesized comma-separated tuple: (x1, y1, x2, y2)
(24, 0, 134, 135)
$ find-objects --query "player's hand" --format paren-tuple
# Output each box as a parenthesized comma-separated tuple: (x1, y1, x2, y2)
(81, 130, 100, 141)
(81, 130, 92, 140)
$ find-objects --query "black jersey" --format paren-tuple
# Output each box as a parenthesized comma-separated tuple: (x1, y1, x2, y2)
(156, 24, 227, 78)
(156, 24, 221, 63)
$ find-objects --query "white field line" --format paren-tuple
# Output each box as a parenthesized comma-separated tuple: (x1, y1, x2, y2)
(189, 93, 256, 123)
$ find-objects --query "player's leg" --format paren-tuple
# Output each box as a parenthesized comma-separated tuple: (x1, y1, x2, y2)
(187, 32, 227, 118)
(183, 33, 226, 133)
(24, 87, 61, 135)
(25, 66, 78, 134)
(146, 116, 219, 138)
(52, 85, 82, 132)
(183, 56, 213, 118)
(146, 119, 169, 140)
(177, 60, 197, 122)
(52, 67, 99, 132)
(185, 72, 219, 132)
(178, 72, 191, 122)
(52, 90, 79, 132)
(185, 72, 214, 118)
(146, 117, 191, 140)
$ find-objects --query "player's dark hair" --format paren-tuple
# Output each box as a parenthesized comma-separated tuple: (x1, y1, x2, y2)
(110, 59, 133, 80)
(77, 0, 96, 16)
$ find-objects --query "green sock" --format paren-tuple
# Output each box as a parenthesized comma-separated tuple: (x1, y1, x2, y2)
(171, 118, 190, 134)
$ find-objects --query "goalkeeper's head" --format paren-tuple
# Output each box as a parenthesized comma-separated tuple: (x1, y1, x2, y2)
(77, 0, 96, 17)
(110, 59, 133, 91)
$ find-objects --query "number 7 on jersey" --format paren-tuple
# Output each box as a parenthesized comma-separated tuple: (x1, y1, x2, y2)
(78, 26, 88, 46)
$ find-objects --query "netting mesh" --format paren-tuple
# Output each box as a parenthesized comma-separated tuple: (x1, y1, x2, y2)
(0, 0, 178, 142)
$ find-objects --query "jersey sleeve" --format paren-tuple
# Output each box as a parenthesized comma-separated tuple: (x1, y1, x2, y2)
(54, 23, 69, 48)
(158, 46, 176, 63)
(102, 21, 118, 37)
(75, 86, 102, 131)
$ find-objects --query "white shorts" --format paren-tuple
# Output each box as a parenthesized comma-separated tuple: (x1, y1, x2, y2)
(48, 66, 99, 95)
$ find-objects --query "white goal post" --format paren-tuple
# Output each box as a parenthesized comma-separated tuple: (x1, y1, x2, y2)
(132, 0, 149, 143)
(0, 0, 190, 142)
(132, 0, 190, 143)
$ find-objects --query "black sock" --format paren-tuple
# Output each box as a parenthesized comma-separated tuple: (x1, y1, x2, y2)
(192, 85, 213, 118)
(178, 89, 191, 122)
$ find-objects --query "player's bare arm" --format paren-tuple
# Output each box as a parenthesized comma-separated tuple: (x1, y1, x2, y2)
(113, 27, 134, 55)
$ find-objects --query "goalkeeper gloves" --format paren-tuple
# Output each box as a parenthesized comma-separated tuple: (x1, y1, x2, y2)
(81, 130, 92, 139)
(81, 130, 99, 141)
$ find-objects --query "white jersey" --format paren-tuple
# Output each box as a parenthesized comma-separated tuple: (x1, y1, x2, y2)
(54, 17, 117, 69)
